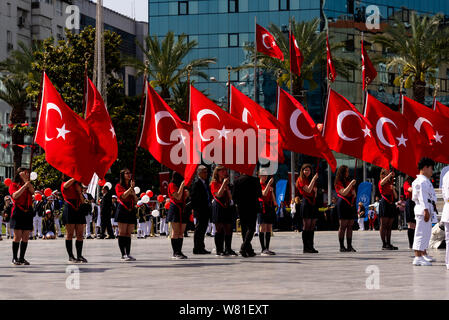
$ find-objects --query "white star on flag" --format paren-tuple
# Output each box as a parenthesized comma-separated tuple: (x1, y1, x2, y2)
(56, 124, 70, 140)
(109, 124, 116, 138)
(434, 131, 443, 143)
(362, 125, 371, 137)
(217, 126, 232, 140)
(396, 134, 408, 147)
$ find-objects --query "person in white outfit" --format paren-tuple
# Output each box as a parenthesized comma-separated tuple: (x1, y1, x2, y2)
(441, 168, 449, 270)
(412, 158, 437, 266)
(83, 190, 93, 239)
(32, 196, 44, 239)
(2, 196, 13, 239)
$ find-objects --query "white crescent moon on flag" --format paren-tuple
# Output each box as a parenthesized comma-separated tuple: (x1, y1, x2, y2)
(290, 109, 313, 140)
(155, 111, 175, 146)
(197, 109, 220, 142)
(162, 181, 168, 189)
(294, 39, 299, 49)
(376, 117, 397, 147)
(262, 34, 272, 50)
(45, 103, 63, 142)
(242, 108, 252, 124)
(336, 110, 360, 142)
(414, 117, 433, 133)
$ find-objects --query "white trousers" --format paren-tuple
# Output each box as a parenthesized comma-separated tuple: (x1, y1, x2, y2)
(4, 222, 11, 237)
(54, 218, 62, 236)
(96, 214, 101, 227)
(160, 217, 168, 234)
(33, 216, 42, 237)
(358, 218, 365, 230)
(206, 222, 216, 236)
(145, 220, 152, 236)
(444, 222, 449, 267)
(413, 215, 432, 252)
(137, 221, 145, 237)
(256, 222, 260, 234)
(85, 215, 92, 236)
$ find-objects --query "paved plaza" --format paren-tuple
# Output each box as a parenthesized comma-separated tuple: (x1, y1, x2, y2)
(0, 230, 448, 300)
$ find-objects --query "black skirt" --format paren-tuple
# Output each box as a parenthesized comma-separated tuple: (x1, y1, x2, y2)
(257, 204, 276, 224)
(336, 197, 356, 220)
(114, 203, 136, 225)
(10, 207, 33, 230)
(405, 199, 416, 223)
(300, 198, 318, 220)
(167, 202, 189, 223)
(378, 197, 396, 218)
(211, 200, 233, 224)
(62, 202, 86, 225)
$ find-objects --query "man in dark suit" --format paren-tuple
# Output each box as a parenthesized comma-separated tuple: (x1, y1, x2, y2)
(190, 165, 212, 254)
(232, 173, 262, 257)
(99, 186, 115, 239)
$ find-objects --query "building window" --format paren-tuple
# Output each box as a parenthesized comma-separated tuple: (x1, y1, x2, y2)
(402, 9, 409, 23)
(7, 3, 11, 17)
(388, 73, 395, 86)
(348, 68, 355, 83)
(7, 31, 13, 51)
(345, 34, 354, 52)
(347, 0, 354, 14)
(228, 33, 239, 47)
(228, 0, 238, 13)
(56, 0, 62, 15)
(279, 0, 289, 11)
(387, 6, 394, 20)
(178, 1, 188, 15)
(45, 0, 53, 4)
(57, 25, 63, 40)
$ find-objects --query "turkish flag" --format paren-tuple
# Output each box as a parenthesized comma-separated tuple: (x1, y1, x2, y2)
(139, 83, 197, 185)
(361, 40, 377, 90)
(256, 24, 284, 61)
(434, 100, 449, 119)
(323, 89, 389, 168)
(277, 87, 337, 172)
(229, 85, 285, 163)
(159, 172, 170, 196)
(290, 32, 303, 77)
(35, 73, 96, 185)
(84, 77, 118, 179)
(365, 94, 428, 177)
(326, 34, 337, 83)
(190, 86, 257, 175)
(403, 96, 449, 164)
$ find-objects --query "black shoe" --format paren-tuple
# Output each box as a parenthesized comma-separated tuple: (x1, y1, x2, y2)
(247, 251, 256, 257)
(86, 236, 93, 239)
(386, 244, 398, 250)
(11, 258, 21, 265)
(216, 251, 225, 257)
(206, 233, 212, 237)
(225, 249, 238, 256)
(340, 247, 348, 252)
(19, 258, 30, 265)
(310, 248, 319, 253)
(347, 246, 357, 252)
(68, 256, 77, 263)
(239, 250, 248, 257)
(76, 256, 88, 263)
(178, 252, 188, 259)
(303, 248, 314, 253)
(58, 234, 64, 238)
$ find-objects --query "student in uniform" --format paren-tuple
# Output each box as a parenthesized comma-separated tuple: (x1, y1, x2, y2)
(378, 169, 398, 250)
(167, 172, 189, 259)
(9, 167, 34, 265)
(296, 164, 319, 253)
(136, 201, 146, 239)
(42, 210, 56, 239)
(32, 194, 44, 239)
(210, 166, 237, 257)
(2, 196, 13, 239)
(412, 158, 437, 266)
(404, 176, 416, 249)
(111, 195, 119, 237)
(115, 168, 139, 261)
(258, 170, 277, 255)
(159, 200, 168, 236)
(334, 165, 357, 252)
(441, 168, 449, 270)
(61, 175, 88, 263)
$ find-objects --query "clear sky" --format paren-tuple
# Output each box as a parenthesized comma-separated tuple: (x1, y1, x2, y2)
(91, 0, 149, 22)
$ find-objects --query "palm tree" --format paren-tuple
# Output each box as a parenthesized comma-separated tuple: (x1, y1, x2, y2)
(373, 12, 449, 104)
(128, 32, 216, 103)
(239, 18, 357, 105)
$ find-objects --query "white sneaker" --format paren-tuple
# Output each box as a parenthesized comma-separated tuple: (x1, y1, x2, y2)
(413, 257, 432, 266)
(446, 264, 449, 270)
(422, 255, 435, 262)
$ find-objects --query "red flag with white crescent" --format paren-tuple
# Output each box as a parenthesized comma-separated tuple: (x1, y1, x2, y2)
(434, 100, 449, 119)
(35, 73, 96, 185)
(361, 39, 377, 90)
(326, 34, 337, 83)
(290, 31, 303, 77)
(256, 24, 284, 61)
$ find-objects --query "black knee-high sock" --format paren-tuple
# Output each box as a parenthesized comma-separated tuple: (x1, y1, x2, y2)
(12, 241, 20, 260)
(19, 241, 28, 260)
(225, 234, 232, 251)
(171, 238, 177, 255)
(65, 240, 74, 258)
(408, 229, 415, 248)
(179, 238, 184, 253)
(75, 240, 83, 258)
(118, 236, 126, 256)
(310, 231, 315, 249)
(215, 233, 224, 253)
(259, 232, 266, 251)
(265, 232, 271, 250)
(125, 237, 131, 255)
(347, 237, 352, 249)
(339, 236, 345, 249)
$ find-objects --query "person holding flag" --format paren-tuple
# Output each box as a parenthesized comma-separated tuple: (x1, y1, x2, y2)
(258, 169, 277, 256)
(378, 169, 399, 250)
(115, 168, 139, 262)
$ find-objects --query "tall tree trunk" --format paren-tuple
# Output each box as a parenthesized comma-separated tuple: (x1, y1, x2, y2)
(413, 80, 426, 105)
(10, 106, 26, 173)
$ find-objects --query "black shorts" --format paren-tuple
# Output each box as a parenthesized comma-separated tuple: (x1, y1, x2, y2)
(10, 207, 33, 230)
(62, 202, 86, 225)
(378, 198, 396, 218)
(405, 199, 416, 223)
(167, 203, 189, 223)
(257, 204, 276, 224)
(211, 200, 233, 224)
(114, 203, 136, 225)
(300, 198, 318, 220)
(336, 198, 356, 220)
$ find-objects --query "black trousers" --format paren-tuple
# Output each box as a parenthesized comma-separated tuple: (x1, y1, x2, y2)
(240, 215, 257, 254)
(193, 212, 210, 250)
(100, 214, 114, 237)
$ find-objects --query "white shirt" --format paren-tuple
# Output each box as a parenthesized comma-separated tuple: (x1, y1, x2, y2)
(412, 174, 437, 216)
(442, 173, 449, 223)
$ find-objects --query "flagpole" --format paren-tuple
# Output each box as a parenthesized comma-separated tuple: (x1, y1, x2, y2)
(254, 16, 259, 104)
(433, 83, 439, 111)
(82, 53, 90, 119)
(326, 30, 332, 207)
(227, 65, 235, 183)
(361, 32, 367, 182)
(132, 63, 149, 181)
(289, 18, 296, 204)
